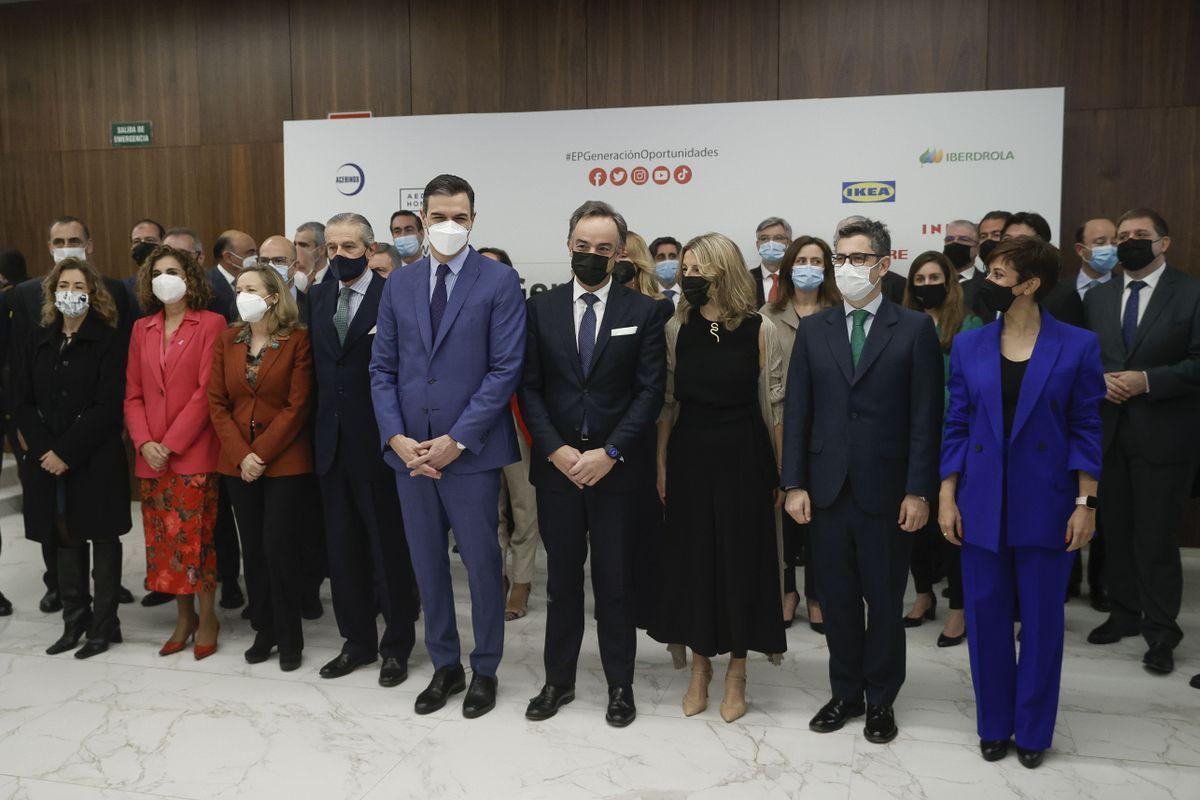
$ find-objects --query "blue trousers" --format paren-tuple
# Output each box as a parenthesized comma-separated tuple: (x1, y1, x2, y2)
(394, 468, 504, 677)
(961, 541, 1074, 750)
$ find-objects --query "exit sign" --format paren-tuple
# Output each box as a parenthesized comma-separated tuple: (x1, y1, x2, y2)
(111, 121, 152, 148)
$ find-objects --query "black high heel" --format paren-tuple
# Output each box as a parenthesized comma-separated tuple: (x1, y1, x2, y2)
(903, 594, 937, 628)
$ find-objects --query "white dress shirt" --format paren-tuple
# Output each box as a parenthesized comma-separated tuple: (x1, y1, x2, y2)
(428, 246, 470, 300)
(216, 265, 237, 287)
(573, 277, 612, 348)
(335, 265, 374, 324)
(1076, 269, 1112, 299)
(844, 292, 884, 339)
(1121, 262, 1166, 325)
(959, 262, 980, 282)
(314, 265, 329, 284)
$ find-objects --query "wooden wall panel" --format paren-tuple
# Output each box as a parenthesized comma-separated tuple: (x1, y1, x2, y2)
(411, 0, 586, 115)
(0, 1, 63, 153)
(780, 0, 988, 99)
(195, 142, 286, 253)
(0, 151, 65, 278)
(289, 0, 411, 120)
(52, 0, 200, 151)
(196, 0, 294, 144)
(586, 0, 779, 108)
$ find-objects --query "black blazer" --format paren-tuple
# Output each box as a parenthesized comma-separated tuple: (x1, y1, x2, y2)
(519, 280, 667, 494)
(304, 273, 389, 480)
(750, 266, 768, 308)
(206, 266, 237, 321)
(880, 270, 906, 304)
(1083, 265, 1200, 462)
(781, 298, 944, 514)
(12, 312, 131, 543)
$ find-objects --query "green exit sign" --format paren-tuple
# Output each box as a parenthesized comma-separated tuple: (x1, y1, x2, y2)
(111, 121, 152, 148)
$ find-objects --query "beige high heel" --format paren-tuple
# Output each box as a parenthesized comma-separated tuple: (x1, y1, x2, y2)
(667, 643, 688, 670)
(682, 662, 713, 716)
(720, 660, 748, 723)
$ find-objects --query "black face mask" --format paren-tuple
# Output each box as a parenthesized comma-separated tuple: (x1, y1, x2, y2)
(943, 242, 974, 271)
(131, 241, 157, 266)
(1117, 238, 1158, 272)
(330, 253, 368, 282)
(611, 259, 637, 285)
(979, 278, 1018, 315)
(680, 275, 711, 307)
(571, 251, 610, 287)
(978, 239, 998, 265)
(911, 283, 948, 310)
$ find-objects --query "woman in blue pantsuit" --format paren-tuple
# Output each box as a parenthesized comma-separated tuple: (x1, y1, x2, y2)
(939, 237, 1104, 769)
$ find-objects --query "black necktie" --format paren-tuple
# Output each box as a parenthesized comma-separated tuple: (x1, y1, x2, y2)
(431, 263, 450, 334)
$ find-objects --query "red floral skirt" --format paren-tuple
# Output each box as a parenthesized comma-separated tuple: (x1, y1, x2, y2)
(140, 472, 219, 595)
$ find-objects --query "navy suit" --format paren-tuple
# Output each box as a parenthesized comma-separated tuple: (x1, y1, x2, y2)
(370, 246, 526, 677)
(519, 279, 666, 687)
(942, 312, 1104, 750)
(782, 298, 943, 707)
(206, 266, 237, 321)
(306, 271, 418, 662)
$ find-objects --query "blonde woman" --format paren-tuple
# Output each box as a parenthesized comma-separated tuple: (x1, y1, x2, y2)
(208, 266, 313, 671)
(650, 233, 786, 723)
(616, 232, 666, 299)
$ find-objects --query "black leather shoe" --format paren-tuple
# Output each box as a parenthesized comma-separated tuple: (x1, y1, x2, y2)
(809, 621, 826, 635)
(864, 704, 898, 744)
(980, 739, 1009, 761)
(1143, 643, 1175, 675)
(414, 664, 467, 715)
(46, 622, 89, 655)
(605, 685, 636, 728)
(1066, 583, 1081, 601)
(379, 657, 408, 687)
(809, 697, 866, 733)
(240, 605, 252, 620)
(1016, 747, 1044, 769)
(141, 590, 173, 608)
(0, 590, 11, 616)
(39, 589, 62, 614)
(1089, 586, 1110, 613)
(1086, 619, 1139, 645)
(462, 674, 498, 719)
(525, 684, 576, 721)
(301, 594, 324, 621)
(279, 652, 302, 672)
(117, 586, 135, 604)
(75, 628, 122, 660)
(937, 631, 966, 647)
(319, 651, 376, 679)
(244, 635, 277, 664)
(220, 582, 245, 609)
(1189, 673, 1199, 690)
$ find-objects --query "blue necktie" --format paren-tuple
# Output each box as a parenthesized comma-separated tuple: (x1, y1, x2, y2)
(663, 289, 676, 303)
(1122, 280, 1146, 350)
(430, 263, 450, 335)
(578, 293, 599, 437)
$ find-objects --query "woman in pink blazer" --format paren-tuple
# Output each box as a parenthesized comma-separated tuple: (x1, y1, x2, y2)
(125, 245, 228, 659)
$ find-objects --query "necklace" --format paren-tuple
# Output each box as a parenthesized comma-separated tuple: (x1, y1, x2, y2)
(709, 321, 720, 343)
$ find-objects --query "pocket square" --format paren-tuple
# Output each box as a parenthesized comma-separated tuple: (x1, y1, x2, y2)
(611, 326, 637, 337)
(368, 325, 377, 335)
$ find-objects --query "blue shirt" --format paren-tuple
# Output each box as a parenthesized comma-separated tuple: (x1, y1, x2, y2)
(429, 246, 471, 301)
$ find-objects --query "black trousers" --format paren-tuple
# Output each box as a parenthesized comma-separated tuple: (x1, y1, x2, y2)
(301, 480, 327, 600)
(1099, 418, 1188, 648)
(320, 447, 418, 661)
(782, 513, 818, 601)
(225, 474, 307, 656)
(910, 513, 963, 610)
(537, 486, 637, 689)
(213, 481, 240, 586)
(810, 484, 912, 707)
(10, 420, 59, 591)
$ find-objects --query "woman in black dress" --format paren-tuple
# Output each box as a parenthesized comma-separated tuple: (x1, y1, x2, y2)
(651, 232, 786, 723)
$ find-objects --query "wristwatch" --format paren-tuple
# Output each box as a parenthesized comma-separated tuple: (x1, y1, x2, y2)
(454, 439, 466, 451)
(604, 443, 622, 462)
(1076, 495, 1098, 509)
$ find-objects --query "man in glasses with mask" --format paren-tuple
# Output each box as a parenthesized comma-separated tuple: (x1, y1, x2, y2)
(750, 217, 792, 308)
(783, 216, 942, 746)
(1083, 208, 1200, 679)
(209, 230, 257, 322)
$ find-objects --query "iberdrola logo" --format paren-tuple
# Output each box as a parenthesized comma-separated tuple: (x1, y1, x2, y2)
(919, 148, 945, 165)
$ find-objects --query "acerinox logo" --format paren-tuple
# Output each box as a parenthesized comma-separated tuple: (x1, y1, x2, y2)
(841, 180, 896, 204)
(336, 162, 365, 196)
(919, 147, 1015, 165)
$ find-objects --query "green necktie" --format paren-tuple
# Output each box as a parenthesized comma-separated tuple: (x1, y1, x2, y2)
(850, 309, 870, 368)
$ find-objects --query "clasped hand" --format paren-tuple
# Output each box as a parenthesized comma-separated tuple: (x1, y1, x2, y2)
(140, 441, 171, 472)
(239, 452, 266, 482)
(39, 450, 68, 476)
(391, 434, 463, 479)
(1104, 371, 1147, 404)
(550, 445, 615, 489)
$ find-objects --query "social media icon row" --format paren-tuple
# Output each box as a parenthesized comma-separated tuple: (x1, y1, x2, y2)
(588, 165, 693, 187)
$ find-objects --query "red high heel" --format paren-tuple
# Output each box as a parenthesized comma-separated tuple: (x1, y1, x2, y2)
(194, 621, 221, 661)
(159, 614, 199, 656)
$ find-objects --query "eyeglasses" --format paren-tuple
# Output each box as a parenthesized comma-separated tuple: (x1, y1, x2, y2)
(259, 257, 293, 269)
(944, 235, 978, 246)
(757, 234, 790, 244)
(831, 252, 885, 268)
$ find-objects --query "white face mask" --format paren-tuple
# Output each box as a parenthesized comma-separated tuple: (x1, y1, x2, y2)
(52, 247, 87, 264)
(151, 274, 187, 305)
(426, 220, 470, 257)
(834, 262, 879, 302)
(55, 290, 89, 318)
(236, 292, 271, 323)
(292, 270, 309, 293)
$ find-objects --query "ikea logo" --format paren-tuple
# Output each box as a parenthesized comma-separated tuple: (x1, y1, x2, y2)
(841, 180, 896, 204)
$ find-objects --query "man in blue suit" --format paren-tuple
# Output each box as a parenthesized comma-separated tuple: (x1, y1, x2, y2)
(782, 217, 943, 744)
(370, 174, 526, 719)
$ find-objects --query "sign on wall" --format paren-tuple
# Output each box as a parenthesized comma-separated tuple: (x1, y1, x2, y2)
(111, 121, 153, 148)
(284, 88, 1064, 295)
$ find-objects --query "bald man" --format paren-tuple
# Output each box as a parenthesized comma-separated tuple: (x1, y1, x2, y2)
(209, 230, 257, 321)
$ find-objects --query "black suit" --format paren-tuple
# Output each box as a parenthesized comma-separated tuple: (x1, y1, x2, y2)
(880, 271, 906, 304)
(519, 280, 666, 688)
(750, 266, 768, 308)
(206, 266, 237, 321)
(782, 298, 943, 706)
(305, 272, 418, 662)
(1083, 265, 1200, 648)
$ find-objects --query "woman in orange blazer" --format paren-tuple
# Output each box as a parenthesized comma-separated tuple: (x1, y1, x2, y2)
(126, 246, 227, 659)
(208, 264, 313, 672)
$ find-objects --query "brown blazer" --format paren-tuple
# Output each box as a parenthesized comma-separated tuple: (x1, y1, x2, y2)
(207, 326, 314, 478)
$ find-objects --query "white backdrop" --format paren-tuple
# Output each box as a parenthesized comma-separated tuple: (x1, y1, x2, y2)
(284, 87, 1064, 295)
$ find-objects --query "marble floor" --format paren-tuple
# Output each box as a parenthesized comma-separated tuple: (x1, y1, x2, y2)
(0, 507, 1197, 800)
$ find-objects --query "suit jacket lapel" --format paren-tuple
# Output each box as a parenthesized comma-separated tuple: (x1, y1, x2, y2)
(587, 282, 623, 375)
(163, 313, 200, 387)
(317, 283, 340, 351)
(410, 257, 434, 356)
(1129, 268, 1174, 357)
(976, 322, 1004, 446)
(851, 299, 896, 385)
(1010, 311, 1062, 441)
(823, 309, 854, 384)
(432, 254, 480, 356)
(143, 314, 167, 394)
(253, 335, 285, 390)
(341, 275, 383, 353)
(553, 283, 584, 383)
